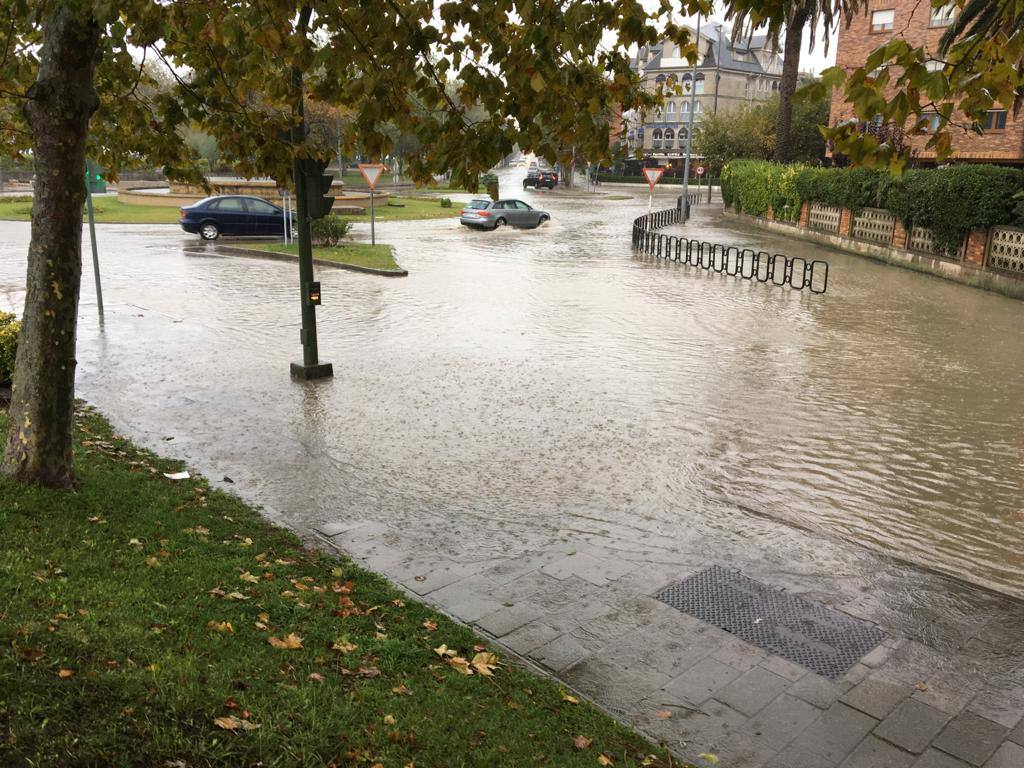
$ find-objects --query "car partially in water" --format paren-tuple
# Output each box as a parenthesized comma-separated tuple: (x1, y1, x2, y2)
(459, 198, 550, 230)
(180, 195, 292, 240)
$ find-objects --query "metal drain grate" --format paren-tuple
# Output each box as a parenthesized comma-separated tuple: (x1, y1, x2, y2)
(654, 565, 885, 680)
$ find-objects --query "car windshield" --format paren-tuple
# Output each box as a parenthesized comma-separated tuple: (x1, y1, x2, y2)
(466, 200, 491, 210)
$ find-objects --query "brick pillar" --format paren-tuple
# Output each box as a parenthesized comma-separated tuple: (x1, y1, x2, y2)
(839, 208, 853, 237)
(892, 219, 908, 249)
(799, 201, 810, 228)
(963, 229, 988, 265)
(766, 205, 774, 221)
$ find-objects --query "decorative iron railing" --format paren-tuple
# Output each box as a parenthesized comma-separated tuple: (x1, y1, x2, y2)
(631, 208, 829, 294)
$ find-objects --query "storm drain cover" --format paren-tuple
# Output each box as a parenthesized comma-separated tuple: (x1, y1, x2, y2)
(654, 565, 885, 680)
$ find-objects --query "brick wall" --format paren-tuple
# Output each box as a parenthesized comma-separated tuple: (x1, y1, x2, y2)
(829, 3, 1024, 163)
(964, 229, 989, 265)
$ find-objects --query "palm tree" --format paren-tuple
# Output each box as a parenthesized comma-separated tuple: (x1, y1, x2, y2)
(727, 0, 864, 162)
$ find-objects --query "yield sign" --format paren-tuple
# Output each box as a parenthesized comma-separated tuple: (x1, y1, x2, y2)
(642, 166, 665, 190)
(358, 163, 387, 190)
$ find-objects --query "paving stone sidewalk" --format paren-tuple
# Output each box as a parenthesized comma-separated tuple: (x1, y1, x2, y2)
(316, 519, 1024, 768)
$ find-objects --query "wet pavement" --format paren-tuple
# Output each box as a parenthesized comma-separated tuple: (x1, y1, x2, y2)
(2, 171, 1024, 765)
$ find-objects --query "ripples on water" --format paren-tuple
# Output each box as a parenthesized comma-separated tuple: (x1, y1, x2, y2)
(0, 180, 1022, 596)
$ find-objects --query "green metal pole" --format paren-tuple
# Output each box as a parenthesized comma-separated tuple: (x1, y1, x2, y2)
(84, 163, 104, 318)
(370, 189, 375, 246)
(287, 4, 330, 380)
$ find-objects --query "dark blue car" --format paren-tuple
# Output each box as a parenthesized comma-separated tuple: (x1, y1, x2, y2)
(180, 195, 292, 240)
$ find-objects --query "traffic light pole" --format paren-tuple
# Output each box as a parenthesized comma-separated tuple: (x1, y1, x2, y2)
(288, 4, 332, 381)
(84, 161, 104, 319)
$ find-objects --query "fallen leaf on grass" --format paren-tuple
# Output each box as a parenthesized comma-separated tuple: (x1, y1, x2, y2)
(239, 571, 260, 584)
(697, 754, 719, 765)
(58, 668, 75, 679)
(374, 631, 388, 640)
(308, 672, 325, 683)
(128, 538, 143, 547)
(18, 646, 44, 663)
(331, 640, 357, 654)
(641, 756, 658, 766)
(655, 709, 673, 720)
(358, 666, 381, 678)
(598, 755, 614, 766)
(383, 714, 396, 725)
(392, 684, 412, 695)
(144, 556, 160, 568)
(449, 656, 473, 675)
(561, 692, 580, 704)
(434, 644, 457, 658)
(207, 621, 235, 634)
(391, 598, 405, 607)
(225, 591, 249, 601)
(422, 620, 438, 632)
(573, 735, 592, 750)
(471, 651, 499, 676)
(267, 633, 303, 650)
(213, 715, 260, 731)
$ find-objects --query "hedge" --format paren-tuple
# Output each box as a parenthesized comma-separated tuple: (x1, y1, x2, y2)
(0, 311, 19, 384)
(723, 160, 1024, 251)
(720, 159, 803, 221)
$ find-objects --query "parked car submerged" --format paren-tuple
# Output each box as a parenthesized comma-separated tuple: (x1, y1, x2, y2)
(459, 198, 550, 230)
(523, 172, 557, 190)
(180, 195, 292, 240)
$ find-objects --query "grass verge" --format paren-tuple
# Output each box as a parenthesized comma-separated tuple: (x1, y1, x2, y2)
(0, 196, 182, 224)
(245, 242, 402, 272)
(349, 196, 461, 222)
(0, 408, 677, 767)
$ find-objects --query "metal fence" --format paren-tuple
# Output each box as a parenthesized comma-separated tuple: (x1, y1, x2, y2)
(631, 208, 829, 294)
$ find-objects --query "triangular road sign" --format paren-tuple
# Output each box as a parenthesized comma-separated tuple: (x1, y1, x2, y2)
(358, 163, 387, 190)
(642, 166, 665, 190)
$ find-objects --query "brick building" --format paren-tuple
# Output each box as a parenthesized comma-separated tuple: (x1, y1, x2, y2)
(830, 2, 1024, 164)
(621, 24, 784, 169)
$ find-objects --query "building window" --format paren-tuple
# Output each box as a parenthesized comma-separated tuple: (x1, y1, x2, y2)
(984, 110, 1008, 130)
(667, 101, 676, 117)
(652, 129, 663, 149)
(871, 9, 894, 32)
(695, 74, 705, 94)
(929, 3, 956, 27)
(664, 128, 675, 148)
(920, 113, 942, 133)
(678, 126, 689, 146)
(772, 81, 779, 91)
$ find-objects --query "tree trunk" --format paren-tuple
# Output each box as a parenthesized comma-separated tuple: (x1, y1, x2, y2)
(1, 8, 101, 488)
(774, 9, 808, 163)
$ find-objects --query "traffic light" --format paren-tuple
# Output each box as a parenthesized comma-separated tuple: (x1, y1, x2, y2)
(299, 158, 334, 219)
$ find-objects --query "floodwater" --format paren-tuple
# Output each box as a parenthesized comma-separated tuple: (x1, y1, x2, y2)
(1, 170, 1023, 601)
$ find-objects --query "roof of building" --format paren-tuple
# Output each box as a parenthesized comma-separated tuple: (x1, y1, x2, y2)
(637, 26, 782, 76)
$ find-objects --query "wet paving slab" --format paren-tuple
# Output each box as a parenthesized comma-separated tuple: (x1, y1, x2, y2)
(2, 175, 1023, 765)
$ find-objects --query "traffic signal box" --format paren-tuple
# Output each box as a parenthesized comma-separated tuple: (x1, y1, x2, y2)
(298, 158, 334, 219)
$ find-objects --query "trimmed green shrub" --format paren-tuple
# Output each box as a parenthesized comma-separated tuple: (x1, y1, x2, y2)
(727, 160, 1024, 252)
(885, 165, 1024, 251)
(310, 215, 350, 247)
(0, 311, 19, 384)
(439, 197, 453, 208)
(721, 159, 803, 221)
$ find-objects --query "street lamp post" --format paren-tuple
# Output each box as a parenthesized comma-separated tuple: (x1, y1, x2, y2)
(681, 15, 702, 221)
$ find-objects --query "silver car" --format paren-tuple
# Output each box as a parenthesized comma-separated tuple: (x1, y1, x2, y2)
(459, 198, 550, 230)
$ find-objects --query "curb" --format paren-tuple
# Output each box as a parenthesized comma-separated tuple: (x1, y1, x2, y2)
(194, 242, 408, 277)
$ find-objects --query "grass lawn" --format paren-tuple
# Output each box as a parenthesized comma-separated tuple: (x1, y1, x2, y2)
(351, 196, 461, 222)
(0, 408, 681, 767)
(0, 196, 183, 224)
(246, 242, 402, 272)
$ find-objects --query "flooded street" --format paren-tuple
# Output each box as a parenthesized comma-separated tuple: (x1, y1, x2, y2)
(2, 171, 1023, 601)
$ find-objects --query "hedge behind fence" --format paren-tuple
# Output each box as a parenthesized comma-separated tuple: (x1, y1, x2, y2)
(723, 160, 1024, 251)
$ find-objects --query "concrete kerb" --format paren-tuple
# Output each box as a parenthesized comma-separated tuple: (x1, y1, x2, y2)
(190, 242, 409, 277)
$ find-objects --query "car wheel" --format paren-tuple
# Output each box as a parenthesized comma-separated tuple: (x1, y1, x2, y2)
(493, 218, 507, 229)
(199, 222, 220, 241)
(538, 215, 549, 226)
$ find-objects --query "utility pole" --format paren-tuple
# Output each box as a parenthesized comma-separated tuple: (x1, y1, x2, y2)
(713, 24, 723, 115)
(84, 160, 103, 319)
(681, 14, 701, 221)
(289, 4, 333, 381)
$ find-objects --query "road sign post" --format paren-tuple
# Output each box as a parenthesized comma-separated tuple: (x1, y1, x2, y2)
(358, 163, 386, 246)
(84, 160, 103, 319)
(642, 166, 665, 213)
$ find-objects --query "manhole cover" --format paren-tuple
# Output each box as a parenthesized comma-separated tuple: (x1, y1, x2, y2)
(654, 565, 885, 680)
